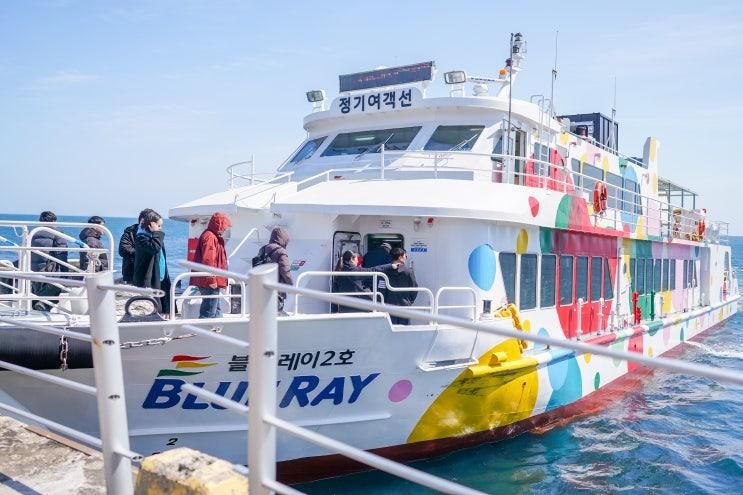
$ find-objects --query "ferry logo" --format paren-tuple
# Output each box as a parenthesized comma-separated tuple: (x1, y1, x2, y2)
(157, 355, 217, 377)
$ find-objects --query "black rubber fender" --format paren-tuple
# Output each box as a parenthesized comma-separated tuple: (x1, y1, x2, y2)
(0, 325, 92, 371)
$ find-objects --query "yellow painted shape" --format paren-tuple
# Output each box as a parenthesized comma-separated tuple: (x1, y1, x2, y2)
(601, 156, 609, 173)
(635, 216, 647, 240)
(662, 292, 672, 313)
(652, 172, 658, 193)
(584, 353, 592, 364)
(176, 361, 217, 369)
(560, 132, 570, 145)
(649, 137, 657, 163)
(516, 229, 529, 254)
(648, 346, 654, 357)
(407, 339, 539, 443)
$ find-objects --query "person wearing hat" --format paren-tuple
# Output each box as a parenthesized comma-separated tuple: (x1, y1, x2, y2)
(363, 242, 392, 268)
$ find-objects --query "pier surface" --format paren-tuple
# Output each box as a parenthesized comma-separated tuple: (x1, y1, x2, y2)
(0, 416, 105, 495)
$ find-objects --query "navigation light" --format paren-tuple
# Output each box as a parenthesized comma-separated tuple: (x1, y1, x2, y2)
(306, 90, 325, 103)
(444, 71, 467, 85)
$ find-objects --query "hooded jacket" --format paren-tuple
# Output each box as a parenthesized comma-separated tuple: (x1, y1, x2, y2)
(30, 230, 68, 272)
(118, 223, 138, 283)
(79, 227, 109, 273)
(191, 213, 231, 289)
(382, 262, 418, 307)
(258, 227, 293, 286)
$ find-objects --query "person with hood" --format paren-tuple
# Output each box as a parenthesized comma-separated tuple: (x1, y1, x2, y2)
(333, 250, 395, 313)
(191, 212, 232, 318)
(381, 247, 418, 325)
(362, 242, 392, 268)
(256, 226, 292, 310)
(133, 210, 171, 315)
(119, 208, 152, 284)
(30, 211, 69, 310)
(79, 216, 109, 273)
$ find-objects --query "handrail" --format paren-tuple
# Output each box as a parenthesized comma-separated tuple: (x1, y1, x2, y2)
(169, 271, 246, 319)
(435, 286, 478, 321)
(232, 172, 295, 204)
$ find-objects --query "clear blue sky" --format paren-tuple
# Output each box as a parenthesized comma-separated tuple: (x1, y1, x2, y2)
(2, 1, 742, 233)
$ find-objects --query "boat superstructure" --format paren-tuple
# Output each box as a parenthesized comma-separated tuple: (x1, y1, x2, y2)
(1, 35, 739, 482)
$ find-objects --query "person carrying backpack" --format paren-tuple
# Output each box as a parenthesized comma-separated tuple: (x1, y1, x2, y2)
(254, 227, 292, 311)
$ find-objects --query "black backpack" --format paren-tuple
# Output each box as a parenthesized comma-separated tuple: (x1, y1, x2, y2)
(252, 246, 273, 267)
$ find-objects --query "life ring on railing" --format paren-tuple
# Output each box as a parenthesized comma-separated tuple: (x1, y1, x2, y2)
(698, 219, 706, 239)
(593, 181, 608, 214)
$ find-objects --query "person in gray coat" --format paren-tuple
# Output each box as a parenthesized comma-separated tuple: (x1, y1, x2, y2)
(256, 227, 293, 310)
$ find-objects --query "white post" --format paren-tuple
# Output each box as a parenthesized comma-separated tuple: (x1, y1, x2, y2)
(380, 144, 385, 179)
(248, 263, 278, 495)
(659, 294, 664, 319)
(85, 270, 133, 495)
(250, 154, 256, 185)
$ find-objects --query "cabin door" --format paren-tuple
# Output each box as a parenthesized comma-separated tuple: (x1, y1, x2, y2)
(332, 231, 361, 271)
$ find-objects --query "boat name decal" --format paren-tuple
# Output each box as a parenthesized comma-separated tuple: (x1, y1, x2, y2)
(279, 349, 355, 370)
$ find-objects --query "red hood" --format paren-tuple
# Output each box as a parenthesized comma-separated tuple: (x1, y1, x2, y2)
(207, 212, 231, 235)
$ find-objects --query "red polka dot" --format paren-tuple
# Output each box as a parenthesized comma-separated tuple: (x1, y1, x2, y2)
(528, 196, 540, 217)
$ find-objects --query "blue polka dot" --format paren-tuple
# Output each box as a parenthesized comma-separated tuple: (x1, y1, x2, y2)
(546, 356, 583, 411)
(468, 244, 497, 291)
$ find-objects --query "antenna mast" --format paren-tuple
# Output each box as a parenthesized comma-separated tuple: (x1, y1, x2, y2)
(550, 30, 558, 117)
(506, 32, 514, 158)
(609, 77, 617, 150)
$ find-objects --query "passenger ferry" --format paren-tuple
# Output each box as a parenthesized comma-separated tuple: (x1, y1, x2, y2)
(0, 34, 739, 482)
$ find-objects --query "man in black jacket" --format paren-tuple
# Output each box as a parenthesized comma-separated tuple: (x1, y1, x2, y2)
(382, 247, 418, 325)
(119, 209, 151, 283)
(30, 211, 68, 310)
(79, 216, 109, 273)
(256, 227, 292, 310)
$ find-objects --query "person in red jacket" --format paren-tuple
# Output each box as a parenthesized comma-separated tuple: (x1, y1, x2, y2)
(191, 212, 232, 318)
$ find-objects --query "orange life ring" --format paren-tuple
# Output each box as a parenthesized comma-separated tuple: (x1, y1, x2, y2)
(593, 181, 608, 213)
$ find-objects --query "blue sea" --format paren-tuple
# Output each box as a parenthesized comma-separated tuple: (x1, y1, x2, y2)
(2, 213, 741, 493)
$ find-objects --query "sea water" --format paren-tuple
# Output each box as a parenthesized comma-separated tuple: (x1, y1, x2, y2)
(2, 214, 741, 493)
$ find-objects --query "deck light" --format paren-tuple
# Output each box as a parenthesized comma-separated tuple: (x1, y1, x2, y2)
(444, 71, 467, 85)
(306, 90, 325, 103)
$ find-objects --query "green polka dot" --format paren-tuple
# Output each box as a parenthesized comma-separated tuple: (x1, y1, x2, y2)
(594, 372, 601, 391)
(680, 328, 685, 342)
(611, 341, 624, 367)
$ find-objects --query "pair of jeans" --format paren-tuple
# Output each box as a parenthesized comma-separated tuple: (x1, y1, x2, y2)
(198, 287, 222, 319)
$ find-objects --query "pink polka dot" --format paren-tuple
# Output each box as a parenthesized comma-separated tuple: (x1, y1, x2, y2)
(388, 379, 413, 402)
(528, 196, 540, 217)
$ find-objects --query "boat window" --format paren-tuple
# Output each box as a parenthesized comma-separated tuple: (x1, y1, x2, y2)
(424, 125, 484, 151)
(670, 259, 676, 290)
(604, 259, 614, 299)
(321, 127, 422, 156)
(636, 259, 645, 293)
(520, 254, 537, 310)
(571, 159, 582, 190)
(288, 136, 327, 165)
(662, 259, 670, 291)
(533, 143, 550, 163)
(576, 256, 588, 302)
(624, 178, 638, 213)
(606, 172, 623, 209)
(540, 254, 556, 308)
(654, 259, 662, 292)
(630, 258, 636, 292)
(683, 260, 689, 289)
(500, 253, 517, 304)
(583, 164, 604, 194)
(559, 255, 574, 305)
(645, 259, 654, 294)
(591, 257, 602, 301)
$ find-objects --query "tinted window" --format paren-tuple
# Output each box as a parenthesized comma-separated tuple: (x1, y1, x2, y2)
(624, 178, 638, 213)
(500, 253, 517, 304)
(583, 164, 604, 193)
(654, 259, 662, 292)
(559, 255, 574, 305)
(520, 254, 537, 310)
(576, 256, 588, 302)
(289, 136, 326, 164)
(629, 258, 636, 292)
(606, 172, 623, 209)
(571, 159, 582, 189)
(645, 259, 654, 294)
(662, 259, 670, 290)
(424, 125, 484, 151)
(670, 259, 676, 290)
(637, 259, 645, 293)
(541, 255, 556, 308)
(683, 260, 689, 288)
(591, 257, 603, 301)
(604, 259, 614, 299)
(321, 127, 421, 156)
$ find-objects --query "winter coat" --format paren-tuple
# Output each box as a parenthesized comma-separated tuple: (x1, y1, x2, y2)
(118, 224, 138, 283)
(258, 227, 293, 286)
(191, 213, 231, 289)
(362, 246, 392, 268)
(79, 227, 109, 273)
(30, 230, 68, 272)
(333, 261, 393, 313)
(381, 263, 418, 306)
(133, 228, 171, 313)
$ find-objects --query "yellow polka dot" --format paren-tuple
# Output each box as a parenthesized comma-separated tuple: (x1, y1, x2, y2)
(584, 353, 592, 364)
(521, 319, 531, 332)
(560, 132, 569, 145)
(601, 156, 609, 173)
(648, 346, 654, 357)
(516, 229, 528, 254)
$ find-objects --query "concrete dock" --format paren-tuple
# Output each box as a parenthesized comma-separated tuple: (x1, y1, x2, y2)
(0, 416, 105, 495)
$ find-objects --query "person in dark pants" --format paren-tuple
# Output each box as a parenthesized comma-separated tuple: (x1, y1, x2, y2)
(30, 211, 69, 311)
(381, 247, 418, 325)
(256, 227, 292, 311)
(133, 210, 171, 315)
(191, 212, 231, 318)
(79, 216, 109, 273)
(119, 208, 152, 284)
(333, 250, 394, 313)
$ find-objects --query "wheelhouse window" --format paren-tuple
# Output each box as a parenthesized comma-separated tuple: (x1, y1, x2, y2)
(590, 257, 602, 301)
(288, 136, 326, 165)
(321, 126, 422, 156)
(424, 125, 484, 151)
(559, 255, 574, 305)
(541, 255, 556, 308)
(520, 254, 538, 310)
(500, 253, 517, 304)
(576, 256, 588, 302)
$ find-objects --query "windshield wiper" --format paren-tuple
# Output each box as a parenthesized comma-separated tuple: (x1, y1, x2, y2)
(354, 133, 395, 161)
(448, 133, 478, 152)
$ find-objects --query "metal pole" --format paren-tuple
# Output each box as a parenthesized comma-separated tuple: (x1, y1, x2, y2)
(85, 270, 133, 495)
(248, 263, 278, 495)
(380, 144, 385, 179)
(250, 154, 256, 185)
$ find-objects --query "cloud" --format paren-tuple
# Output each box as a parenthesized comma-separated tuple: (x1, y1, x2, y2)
(35, 70, 101, 88)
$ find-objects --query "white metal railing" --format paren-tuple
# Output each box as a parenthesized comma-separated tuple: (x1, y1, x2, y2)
(169, 271, 247, 319)
(294, 270, 434, 318)
(0, 270, 163, 494)
(178, 260, 743, 495)
(435, 286, 478, 321)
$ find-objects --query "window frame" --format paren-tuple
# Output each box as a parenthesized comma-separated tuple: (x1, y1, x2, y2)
(499, 252, 517, 305)
(603, 258, 614, 299)
(559, 255, 574, 306)
(519, 253, 538, 311)
(288, 136, 327, 164)
(321, 126, 422, 157)
(540, 254, 557, 308)
(590, 256, 603, 301)
(576, 256, 589, 302)
(423, 125, 485, 152)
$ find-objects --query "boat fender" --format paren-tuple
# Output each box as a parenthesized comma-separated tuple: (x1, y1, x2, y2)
(120, 296, 165, 322)
(593, 181, 608, 214)
(0, 327, 92, 370)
